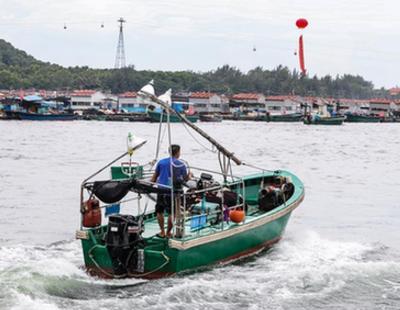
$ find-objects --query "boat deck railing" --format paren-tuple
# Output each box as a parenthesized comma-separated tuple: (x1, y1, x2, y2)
(140, 165, 249, 239)
(79, 147, 263, 240)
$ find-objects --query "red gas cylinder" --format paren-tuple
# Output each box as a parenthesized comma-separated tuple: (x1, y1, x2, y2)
(82, 199, 101, 227)
(229, 210, 245, 223)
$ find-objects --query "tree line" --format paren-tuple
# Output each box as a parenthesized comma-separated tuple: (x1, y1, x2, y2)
(0, 39, 388, 98)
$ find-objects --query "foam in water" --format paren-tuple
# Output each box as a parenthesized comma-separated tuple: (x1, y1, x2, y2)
(1, 121, 400, 309)
(10, 292, 60, 310)
(0, 231, 399, 309)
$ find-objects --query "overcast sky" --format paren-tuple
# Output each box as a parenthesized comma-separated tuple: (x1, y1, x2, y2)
(0, 0, 398, 88)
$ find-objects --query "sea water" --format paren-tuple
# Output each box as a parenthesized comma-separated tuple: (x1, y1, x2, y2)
(0, 120, 399, 309)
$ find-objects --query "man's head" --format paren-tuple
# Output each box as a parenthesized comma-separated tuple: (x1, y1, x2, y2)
(169, 144, 181, 158)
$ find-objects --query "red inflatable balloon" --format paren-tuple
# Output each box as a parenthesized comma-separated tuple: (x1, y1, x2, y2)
(296, 18, 308, 29)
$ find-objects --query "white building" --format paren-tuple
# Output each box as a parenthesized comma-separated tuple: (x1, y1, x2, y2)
(369, 99, 393, 116)
(189, 92, 223, 113)
(230, 93, 265, 112)
(337, 99, 369, 113)
(70, 90, 107, 110)
(220, 95, 230, 113)
(117, 92, 147, 113)
(265, 96, 299, 114)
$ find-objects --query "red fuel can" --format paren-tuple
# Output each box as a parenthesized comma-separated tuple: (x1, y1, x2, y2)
(82, 199, 101, 227)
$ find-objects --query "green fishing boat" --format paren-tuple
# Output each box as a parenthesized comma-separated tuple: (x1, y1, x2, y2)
(266, 112, 303, 122)
(303, 115, 345, 125)
(344, 114, 382, 123)
(76, 82, 305, 279)
(148, 110, 199, 123)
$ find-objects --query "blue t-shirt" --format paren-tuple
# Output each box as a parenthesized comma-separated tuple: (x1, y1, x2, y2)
(155, 157, 187, 187)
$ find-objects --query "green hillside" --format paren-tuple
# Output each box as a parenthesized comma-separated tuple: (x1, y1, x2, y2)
(0, 39, 387, 98)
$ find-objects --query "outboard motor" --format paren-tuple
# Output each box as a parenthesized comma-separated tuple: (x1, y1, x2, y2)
(197, 172, 215, 190)
(105, 214, 144, 276)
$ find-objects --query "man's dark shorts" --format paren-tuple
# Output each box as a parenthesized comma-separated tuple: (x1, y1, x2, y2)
(155, 194, 172, 214)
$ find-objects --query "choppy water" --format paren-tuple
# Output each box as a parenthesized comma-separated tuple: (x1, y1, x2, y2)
(1, 120, 399, 310)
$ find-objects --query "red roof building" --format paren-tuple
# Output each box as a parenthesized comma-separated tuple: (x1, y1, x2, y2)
(188, 92, 224, 113)
(389, 87, 400, 96)
(232, 93, 261, 101)
(70, 90, 106, 110)
(119, 91, 137, 98)
(369, 98, 393, 115)
(118, 91, 141, 111)
(369, 98, 391, 104)
(230, 93, 265, 111)
(265, 95, 299, 113)
(265, 95, 298, 102)
(71, 90, 97, 97)
(189, 92, 215, 99)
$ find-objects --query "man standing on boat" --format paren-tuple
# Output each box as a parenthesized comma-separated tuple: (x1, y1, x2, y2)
(151, 144, 189, 238)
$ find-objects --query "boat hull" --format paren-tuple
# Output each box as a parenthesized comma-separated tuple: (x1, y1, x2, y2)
(148, 111, 198, 123)
(84, 226, 285, 279)
(344, 114, 382, 123)
(381, 117, 400, 123)
(199, 114, 223, 122)
(81, 209, 296, 279)
(266, 113, 303, 122)
(4, 111, 20, 120)
(16, 112, 77, 121)
(303, 116, 345, 125)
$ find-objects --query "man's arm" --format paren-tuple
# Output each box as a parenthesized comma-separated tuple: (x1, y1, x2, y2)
(151, 164, 160, 183)
(182, 165, 191, 182)
(150, 171, 159, 183)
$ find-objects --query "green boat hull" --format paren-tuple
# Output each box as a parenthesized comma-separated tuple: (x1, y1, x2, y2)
(266, 113, 303, 122)
(148, 111, 199, 123)
(344, 114, 382, 123)
(303, 116, 345, 125)
(79, 171, 304, 279)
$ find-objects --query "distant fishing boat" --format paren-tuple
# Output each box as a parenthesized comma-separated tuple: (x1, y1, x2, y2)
(344, 113, 382, 123)
(76, 82, 305, 279)
(105, 113, 150, 122)
(303, 114, 345, 125)
(302, 102, 344, 125)
(199, 113, 223, 122)
(380, 117, 400, 123)
(6, 95, 76, 121)
(148, 110, 198, 123)
(16, 111, 77, 121)
(266, 112, 303, 122)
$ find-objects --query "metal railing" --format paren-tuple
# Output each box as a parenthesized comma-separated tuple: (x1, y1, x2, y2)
(80, 152, 253, 240)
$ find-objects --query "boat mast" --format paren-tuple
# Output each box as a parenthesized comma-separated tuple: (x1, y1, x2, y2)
(140, 90, 242, 166)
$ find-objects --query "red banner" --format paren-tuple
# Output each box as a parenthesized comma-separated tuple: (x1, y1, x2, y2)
(299, 35, 306, 75)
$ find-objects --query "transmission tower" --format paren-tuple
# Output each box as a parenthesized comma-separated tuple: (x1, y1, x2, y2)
(114, 17, 126, 69)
